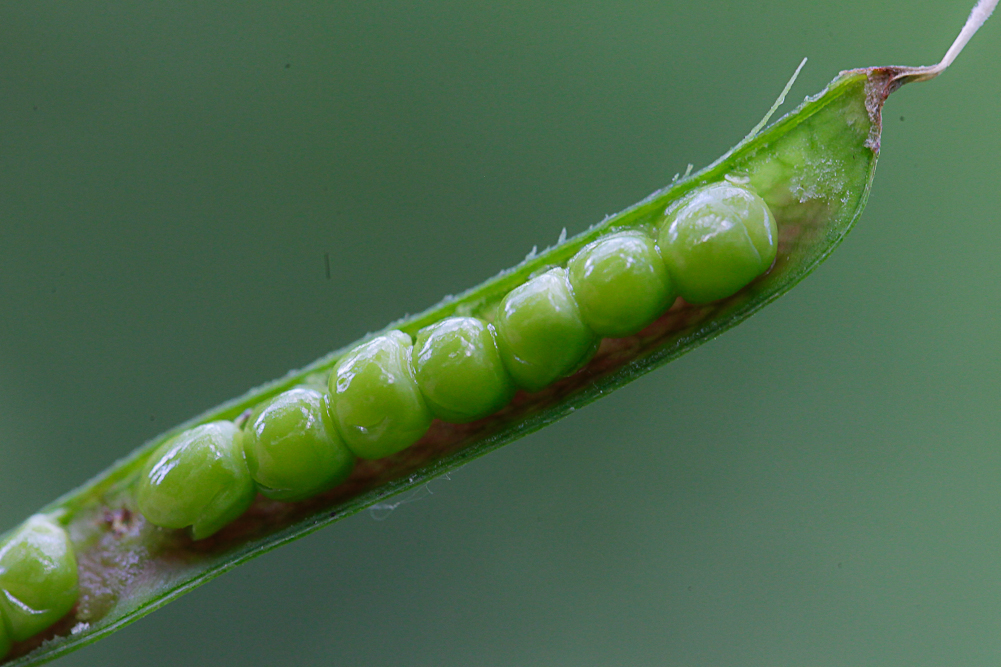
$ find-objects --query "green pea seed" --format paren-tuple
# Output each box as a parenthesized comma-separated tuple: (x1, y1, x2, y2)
(657, 181, 778, 304)
(135, 421, 256, 540)
(494, 267, 598, 392)
(328, 331, 433, 459)
(567, 230, 676, 337)
(243, 388, 355, 501)
(413, 317, 515, 423)
(0, 515, 78, 642)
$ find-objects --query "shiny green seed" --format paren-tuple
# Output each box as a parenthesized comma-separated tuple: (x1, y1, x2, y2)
(414, 317, 515, 423)
(243, 388, 355, 501)
(0, 515, 78, 642)
(328, 331, 433, 459)
(657, 181, 778, 304)
(495, 267, 598, 392)
(135, 421, 256, 540)
(567, 230, 676, 337)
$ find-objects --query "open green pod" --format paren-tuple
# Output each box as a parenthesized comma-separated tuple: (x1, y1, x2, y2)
(2, 1, 996, 662)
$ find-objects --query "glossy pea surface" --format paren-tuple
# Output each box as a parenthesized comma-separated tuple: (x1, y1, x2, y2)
(0, 515, 78, 642)
(568, 230, 675, 337)
(136, 421, 256, 539)
(657, 182, 778, 304)
(243, 388, 355, 501)
(414, 317, 515, 423)
(495, 268, 597, 392)
(328, 331, 433, 459)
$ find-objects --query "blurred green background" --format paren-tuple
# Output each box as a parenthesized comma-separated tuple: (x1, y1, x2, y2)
(2, 1, 1000, 665)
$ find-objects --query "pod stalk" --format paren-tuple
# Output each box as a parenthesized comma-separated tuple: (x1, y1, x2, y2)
(894, 0, 997, 84)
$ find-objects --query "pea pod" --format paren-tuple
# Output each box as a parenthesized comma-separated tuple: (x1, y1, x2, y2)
(1, 2, 996, 663)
